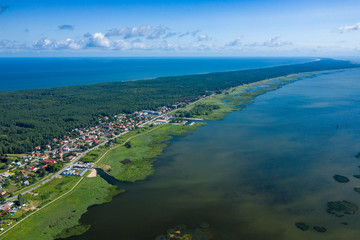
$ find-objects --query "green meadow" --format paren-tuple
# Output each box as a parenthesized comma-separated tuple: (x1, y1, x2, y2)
(101, 123, 205, 182)
(3, 176, 120, 240)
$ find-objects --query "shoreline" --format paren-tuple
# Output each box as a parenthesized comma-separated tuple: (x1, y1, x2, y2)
(1, 69, 351, 239)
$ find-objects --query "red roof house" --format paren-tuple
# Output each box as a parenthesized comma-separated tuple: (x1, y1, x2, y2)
(43, 159, 56, 164)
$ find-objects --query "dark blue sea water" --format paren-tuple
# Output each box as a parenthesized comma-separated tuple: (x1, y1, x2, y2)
(0, 57, 313, 91)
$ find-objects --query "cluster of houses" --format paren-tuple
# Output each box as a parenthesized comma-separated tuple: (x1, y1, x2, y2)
(0, 92, 213, 221)
(0, 106, 177, 194)
(0, 201, 13, 212)
(62, 162, 94, 176)
(0, 96, 210, 190)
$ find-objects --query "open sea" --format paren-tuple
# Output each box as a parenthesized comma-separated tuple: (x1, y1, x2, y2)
(0, 57, 313, 91)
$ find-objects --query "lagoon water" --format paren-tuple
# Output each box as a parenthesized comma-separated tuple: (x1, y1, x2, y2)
(68, 69, 360, 240)
(0, 57, 311, 91)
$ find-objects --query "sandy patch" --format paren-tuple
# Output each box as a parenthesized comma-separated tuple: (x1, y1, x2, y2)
(87, 168, 97, 178)
(98, 164, 111, 171)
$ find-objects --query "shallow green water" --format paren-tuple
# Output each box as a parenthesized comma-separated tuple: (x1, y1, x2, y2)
(68, 69, 360, 240)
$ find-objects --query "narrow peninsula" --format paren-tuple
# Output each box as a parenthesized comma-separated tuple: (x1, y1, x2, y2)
(0, 59, 359, 240)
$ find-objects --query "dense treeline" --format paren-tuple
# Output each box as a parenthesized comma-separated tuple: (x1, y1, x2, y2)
(0, 59, 359, 154)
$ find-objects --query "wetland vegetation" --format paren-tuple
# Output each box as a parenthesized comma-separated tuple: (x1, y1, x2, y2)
(2, 176, 120, 240)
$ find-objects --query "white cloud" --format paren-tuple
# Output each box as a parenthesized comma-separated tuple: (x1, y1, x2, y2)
(33, 38, 53, 49)
(178, 30, 200, 38)
(83, 32, 92, 38)
(197, 34, 210, 41)
(132, 41, 152, 50)
(112, 39, 173, 51)
(192, 43, 213, 51)
(113, 39, 132, 50)
(111, 38, 203, 52)
(112, 38, 156, 51)
(106, 25, 171, 40)
(248, 35, 292, 48)
(106, 25, 152, 38)
(163, 32, 178, 39)
(263, 35, 288, 47)
(147, 26, 168, 39)
(87, 33, 111, 48)
(338, 22, 360, 33)
(54, 38, 84, 50)
(0, 40, 23, 51)
(0, 24, 218, 53)
(158, 41, 185, 51)
(31, 38, 85, 51)
(0, 40, 12, 48)
(226, 37, 243, 47)
(178, 32, 190, 38)
(105, 25, 209, 44)
(131, 38, 142, 43)
(191, 30, 201, 37)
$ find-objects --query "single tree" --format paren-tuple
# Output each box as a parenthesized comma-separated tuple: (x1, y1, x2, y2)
(124, 141, 132, 148)
(0, 195, 5, 204)
(17, 194, 28, 206)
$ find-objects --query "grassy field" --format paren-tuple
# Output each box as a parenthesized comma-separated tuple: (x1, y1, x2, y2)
(27, 176, 79, 207)
(79, 148, 109, 163)
(101, 123, 205, 182)
(2, 176, 121, 240)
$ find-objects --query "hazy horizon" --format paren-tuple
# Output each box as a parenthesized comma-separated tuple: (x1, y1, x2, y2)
(1, 0, 359, 57)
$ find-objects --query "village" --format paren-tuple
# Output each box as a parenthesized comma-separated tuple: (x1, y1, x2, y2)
(0, 93, 210, 229)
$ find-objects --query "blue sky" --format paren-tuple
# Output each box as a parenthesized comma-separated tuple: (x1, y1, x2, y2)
(0, 0, 359, 56)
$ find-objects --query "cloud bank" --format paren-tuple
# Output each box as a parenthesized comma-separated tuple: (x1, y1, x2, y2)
(105, 25, 151, 38)
(0, 24, 301, 54)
